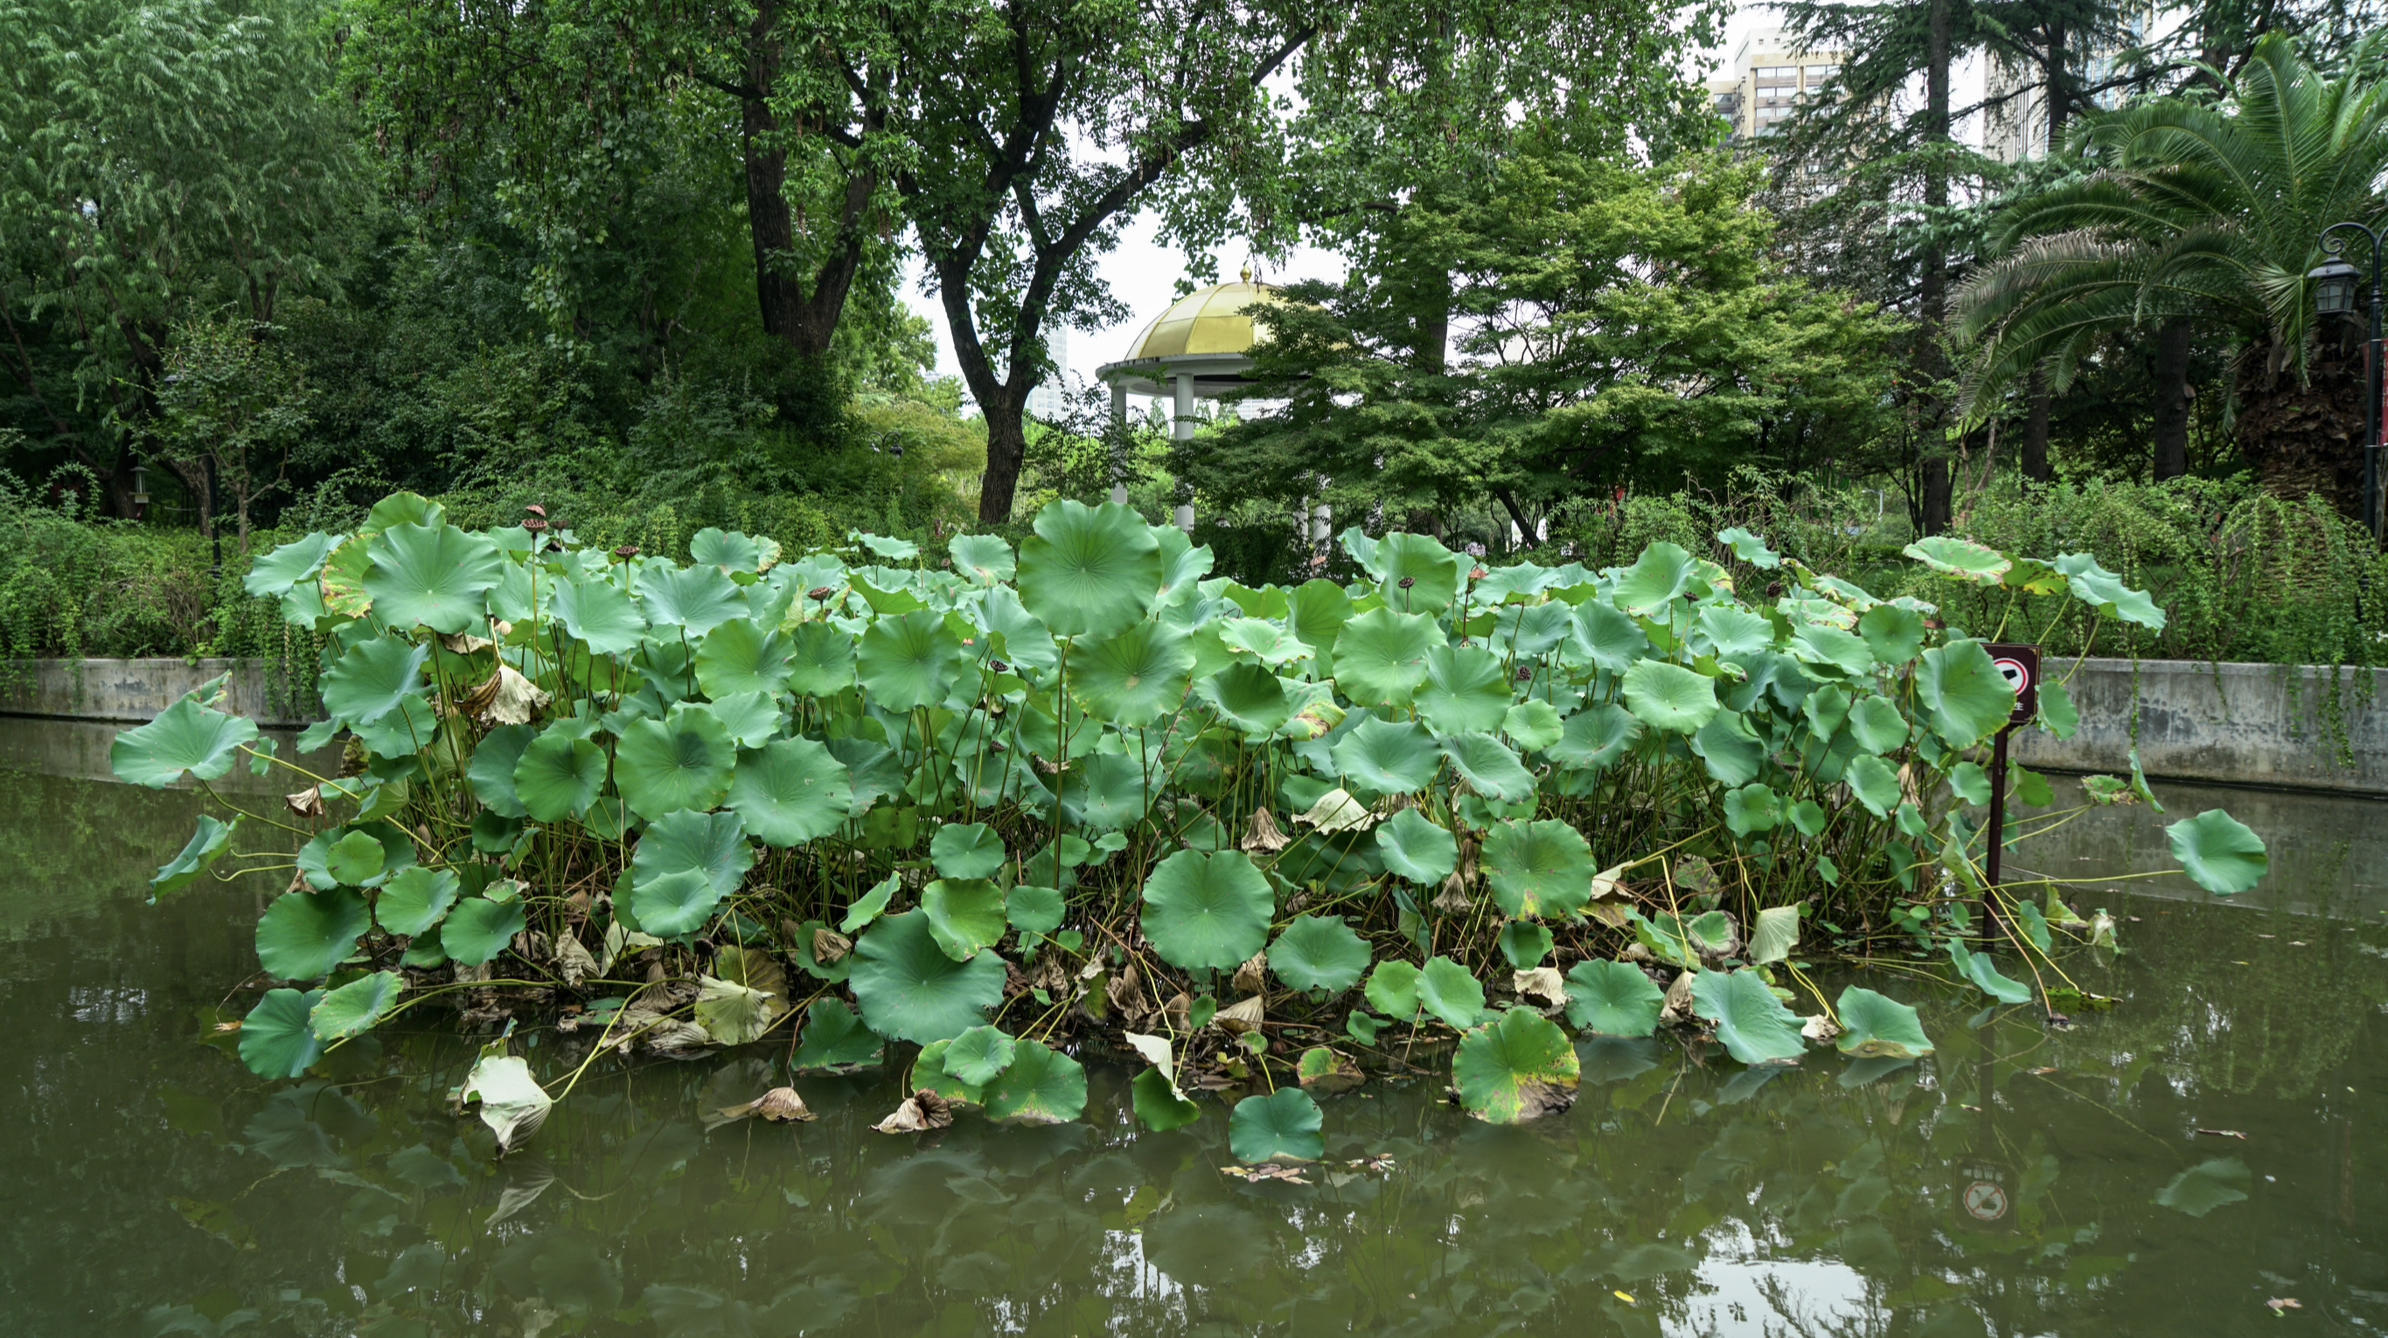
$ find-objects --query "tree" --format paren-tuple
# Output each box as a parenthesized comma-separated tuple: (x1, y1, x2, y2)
(1955, 33, 2388, 508)
(150, 313, 313, 553)
(1190, 148, 1904, 540)
(0, 0, 355, 515)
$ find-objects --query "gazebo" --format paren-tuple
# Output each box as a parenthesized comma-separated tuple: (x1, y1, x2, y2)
(1095, 270, 1325, 541)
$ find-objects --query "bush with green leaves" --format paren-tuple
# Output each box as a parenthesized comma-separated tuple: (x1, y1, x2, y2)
(118, 492, 2264, 1150)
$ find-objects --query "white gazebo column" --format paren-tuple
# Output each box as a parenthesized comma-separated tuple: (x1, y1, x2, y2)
(1310, 477, 1332, 548)
(1108, 381, 1129, 506)
(1171, 371, 1196, 532)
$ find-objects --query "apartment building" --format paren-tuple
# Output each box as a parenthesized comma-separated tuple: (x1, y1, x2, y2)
(1709, 27, 1844, 140)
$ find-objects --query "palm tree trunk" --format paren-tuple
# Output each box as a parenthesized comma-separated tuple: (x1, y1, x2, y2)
(2151, 318, 2191, 480)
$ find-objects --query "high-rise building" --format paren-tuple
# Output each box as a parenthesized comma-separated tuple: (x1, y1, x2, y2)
(1709, 27, 1844, 141)
(1027, 327, 1071, 422)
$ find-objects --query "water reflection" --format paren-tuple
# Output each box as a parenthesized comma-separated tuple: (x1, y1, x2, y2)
(0, 762, 2381, 1337)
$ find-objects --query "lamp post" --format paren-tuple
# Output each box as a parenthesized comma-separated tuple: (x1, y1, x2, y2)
(2310, 222, 2385, 542)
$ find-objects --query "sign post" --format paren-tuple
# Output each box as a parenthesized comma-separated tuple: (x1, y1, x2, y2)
(1981, 645, 2039, 899)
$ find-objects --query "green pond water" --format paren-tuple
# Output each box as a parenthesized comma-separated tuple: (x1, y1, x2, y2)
(3, 758, 2385, 1337)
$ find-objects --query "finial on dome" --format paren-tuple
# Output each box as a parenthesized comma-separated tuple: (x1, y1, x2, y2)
(1240, 264, 1253, 283)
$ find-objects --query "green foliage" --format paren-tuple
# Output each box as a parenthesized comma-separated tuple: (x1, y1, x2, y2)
(127, 493, 2255, 1150)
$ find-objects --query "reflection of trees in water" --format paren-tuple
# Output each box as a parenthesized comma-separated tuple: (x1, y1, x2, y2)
(0, 767, 212, 940)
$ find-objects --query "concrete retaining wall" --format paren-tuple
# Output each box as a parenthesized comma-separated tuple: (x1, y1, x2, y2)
(1, 657, 317, 728)
(2, 655, 2382, 795)
(2012, 657, 2388, 796)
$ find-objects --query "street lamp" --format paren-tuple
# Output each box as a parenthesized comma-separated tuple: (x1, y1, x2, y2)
(2310, 223, 2384, 541)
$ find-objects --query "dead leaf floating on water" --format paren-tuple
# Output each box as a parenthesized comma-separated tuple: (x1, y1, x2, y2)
(1801, 1014, 1841, 1044)
(284, 786, 325, 818)
(2196, 1128, 2249, 1140)
(1513, 967, 1567, 1008)
(873, 1090, 953, 1134)
(1242, 808, 1289, 854)
(1215, 995, 1266, 1035)
(707, 1086, 816, 1130)
(2266, 1298, 2301, 1313)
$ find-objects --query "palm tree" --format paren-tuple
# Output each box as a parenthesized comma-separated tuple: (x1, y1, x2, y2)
(1957, 32, 2388, 508)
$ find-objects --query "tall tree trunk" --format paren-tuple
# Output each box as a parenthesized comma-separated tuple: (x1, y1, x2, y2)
(737, 3, 867, 363)
(2151, 318, 2192, 480)
(2233, 333, 2366, 514)
(2017, 27, 2065, 486)
(2023, 364, 2054, 482)
(1916, 0, 1956, 534)
(979, 393, 1031, 526)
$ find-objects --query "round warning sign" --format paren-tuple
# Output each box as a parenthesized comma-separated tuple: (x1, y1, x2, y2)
(1964, 1179, 2010, 1222)
(1983, 643, 2040, 724)
(1993, 657, 2031, 693)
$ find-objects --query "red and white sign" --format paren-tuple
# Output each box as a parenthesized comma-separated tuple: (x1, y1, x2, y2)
(1984, 643, 2040, 726)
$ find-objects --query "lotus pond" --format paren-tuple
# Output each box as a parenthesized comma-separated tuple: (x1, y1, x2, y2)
(5, 754, 2384, 1336)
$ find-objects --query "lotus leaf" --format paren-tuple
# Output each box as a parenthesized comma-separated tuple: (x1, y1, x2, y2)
(790, 999, 883, 1071)
(1006, 884, 1066, 936)
(513, 728, 608, 822)
(150, 815, 236, 902)
(1947, 940, 2033, 1004)
(1139, 849, 1273, 972)
(1364, 959, 1422, 1021)
(1329, 715, 1441, 794)
(1228, 1087, 1323, 1163)
(1497, 921, 1554, 969)
(459, 1046, 551, 1152)
(1858, 604, 1925, 664)
(1269, 914, 1371, 993)
(1371, 531, 1463, 612)
(257, 889, 370, 981)
(1548, 704, 1641, 770)
(1415, 644, 1511, 734)
(551, 577, 647, 654)
(2166, 809, 2267, 893)
(1747, 904, 1800, 965)
(112, 697, 263, 787)
(1691, 969, 1806, 1065)
(1501, 699, 1564, 751)
(1834, 986, 1934, 1058)
(238, 987, 325, 1079)
(728, 737, 852, 846)
(1453, 1007, 1580, 1122)
(1016, 500, 1163, 639)
(1416, 955, 1486, 1029)
(1564, 960, 1663, 1036)
(245, 532, 344, 597)
(2057, 553, 2166, 630)
(364, 522, 502, 633)
(1374, 808, 1457, 884)
(1612, 542, 1697, 616)
(1441, 732, 1537, 803)
(856, 609, 964, 711)
(614, 703, 736, 820)
(442, 897, 526, 966)
(1903, 535, 2011, 583)
(985, 1039, 1087, 1124)
(1132, 1068, 1203, 1132)
(1482, 819, 1593, 919)
(1202, 662, 1292, 736)
(923, 879, 1008, 961)
(1717, 527, 1780, 568)
(1570, 600, 1648, 672)
(635, 563, 746, 636)
(1621, 660, 1718, 734)
(376, 866, 460, 936)
(310, 971, 405, 1042)
(695, 619, 793, 698)
(940, 1025, 1019, 1087)
(1916, 640, 2015, 748)
(848, 911, 1006, 1043)
(1332, 607, 1442, 708)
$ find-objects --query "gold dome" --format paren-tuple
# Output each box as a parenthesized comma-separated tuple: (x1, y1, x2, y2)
(1126, 280, 1289, 360)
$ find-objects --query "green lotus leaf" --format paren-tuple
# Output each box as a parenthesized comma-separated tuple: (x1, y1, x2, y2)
(1844, 754, 1902, 818)
(984, 1039, 1087, 1124)
(1497, 921, 1554, 968)
(946, 532, 1016, 586)
(635, 562, 746, 636)
(514, 728, 608, 822)
(2055, 552, 2166, 630)
(1217, 617, 1312, 666)
(631, 807, 755, 911)
(1139, 849, 1274, 972)
(320, 636, 429, 727)
(350, 693, 438, 759)
(1329, 714, 1441, 794)
(1442, 732, 1537, 803)
(317, 534, 374, 617)
(1200, 662, 1292, 737)
(1694, 605, 1774, 661)
(245, 532, 343, 597)
(1858, 604, 1925, 664)
(849, 910, 1007, 1043)
(296, 821, 416, 891)
(112, 697, 263, 788)
(1016, 499, 1164, 640)
(1833, 986, 1934, 1058)
(1364, 958, 1422, 1021)
(856, 609, 964, 711)
(1072, 621, 1193, 726)
(781, 618, 858, 697)
(1621, 660, 1719, 734)
(1547, 704, 1641, 770)
(929, 822, 1006, 880)
(614, 702, 736, 820)
(1564, 960, 1663, 1036)
(364, 522, 502, 633)
(1501, 699, 1564, 752)
(551, 577, 647, 654)
(728, 737, 853, 847)
(1570, 600, 1648, 673)
(1416, 954, 1487, 1030)
(1063, 752, 1154, 831)
(1006, 884, 1066, 936)
(441, 896, 527, 966)
(1332, 607, 1443, 709)
(1415, 644, 1511, 734)
(375, 865, 461, 936)
(789, 998, 883, 1072)
(1612, 542, 1698, 616)
(688, 527, 762, 571)
(1788, 622, 1874, 678)
(1788, 799, 1828, 836)
(1748, 904, 1800, 965)
(1691, 969, 1807, 1065)
(1948, 762, 1992, 805)
(1483, 819, 1593, 919)
(1691, 713, 1764, 787)
(1372, 531, 1463, 613)
(1373, 808, 1458, 884)
(1284, 579, 1354, 674)
(695, 971, 784, 1047)
(1724, 783, 1782, 837)
(150, 815, 236, 903)
(1917, 639, 2016, 748)
(1947, 940, 2033, 1004)
(466, 723, 536, 818)
(257, 889, 370, 981)
(1453, 1007, 1580, 1123)
(1228, 1087, 1324, 1163)
(1132, 1068, 1203, 1132)
(923, 879, 1008, 961)
(1269, 914, 1371, 993)
(839, 872, 900, 934)
(695, 618, 793, 698)
(310, 970, 405, 1042)
(2039, 679, 2080, 738)
(1904, 535, 2012, 584)
(238, 987, 325, 1079)
(707, 690, 780, 748)
(941, 1024, 1019, 1087)
(2165, 809, 2268, 894)
(1716, 526, 1781, 569)
(1846, 695, 1910, 754)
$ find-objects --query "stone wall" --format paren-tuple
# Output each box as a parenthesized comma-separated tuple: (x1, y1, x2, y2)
(1, 657, 316, 728)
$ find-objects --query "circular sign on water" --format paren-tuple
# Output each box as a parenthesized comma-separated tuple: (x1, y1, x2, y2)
(1964, 1179, 2010, 1222)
